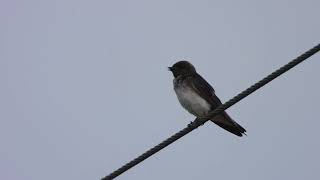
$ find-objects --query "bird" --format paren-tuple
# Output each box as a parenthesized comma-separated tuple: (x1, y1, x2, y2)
(168, 61, 246, 136)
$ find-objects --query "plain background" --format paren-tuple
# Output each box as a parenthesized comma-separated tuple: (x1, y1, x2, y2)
(1, 0, 320, 179)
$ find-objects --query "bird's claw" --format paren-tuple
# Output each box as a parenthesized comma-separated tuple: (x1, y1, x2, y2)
(187, 121, 193, 127)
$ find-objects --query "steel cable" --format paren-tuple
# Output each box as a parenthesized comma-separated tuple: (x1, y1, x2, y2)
(102, 43, 320, 180)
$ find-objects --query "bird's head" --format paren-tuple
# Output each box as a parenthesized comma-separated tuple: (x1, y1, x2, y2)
(168, 61, 196, 78)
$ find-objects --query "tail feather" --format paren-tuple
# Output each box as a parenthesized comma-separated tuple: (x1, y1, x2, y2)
(211, 111, 246, 137)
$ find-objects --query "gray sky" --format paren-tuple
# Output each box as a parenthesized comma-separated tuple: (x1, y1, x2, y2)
(1, 1, 320, 180)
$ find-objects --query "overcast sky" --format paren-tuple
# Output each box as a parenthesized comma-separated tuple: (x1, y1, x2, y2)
(1, 1, 320, 180)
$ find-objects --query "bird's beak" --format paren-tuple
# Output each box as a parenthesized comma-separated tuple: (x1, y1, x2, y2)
(168, 67, 173, 71)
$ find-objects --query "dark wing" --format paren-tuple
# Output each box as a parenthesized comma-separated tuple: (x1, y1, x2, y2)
(187, 74, 247, 136)
(187, 74, 222, 109)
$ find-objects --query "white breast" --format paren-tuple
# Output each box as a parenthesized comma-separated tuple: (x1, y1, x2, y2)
(174, 83, 211, 118)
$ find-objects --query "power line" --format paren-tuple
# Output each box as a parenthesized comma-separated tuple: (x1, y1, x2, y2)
(102, 43, 320, 180)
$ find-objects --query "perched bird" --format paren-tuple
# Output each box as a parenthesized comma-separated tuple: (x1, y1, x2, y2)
(168, 61, 246, 136)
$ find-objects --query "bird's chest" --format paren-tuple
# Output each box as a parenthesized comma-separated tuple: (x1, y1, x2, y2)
(173, 79, 211, 117)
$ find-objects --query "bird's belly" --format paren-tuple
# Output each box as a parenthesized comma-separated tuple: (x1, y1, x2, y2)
(174, 87, 211, 118)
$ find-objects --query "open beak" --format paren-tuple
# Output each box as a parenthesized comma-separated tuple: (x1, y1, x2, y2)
(168, 67, 173, 71)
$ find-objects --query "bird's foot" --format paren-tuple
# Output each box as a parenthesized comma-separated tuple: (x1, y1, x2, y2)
(188, 118, 206, 127)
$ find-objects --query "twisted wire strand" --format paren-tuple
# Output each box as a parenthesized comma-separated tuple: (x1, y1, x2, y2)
(102, 43, 320, 180)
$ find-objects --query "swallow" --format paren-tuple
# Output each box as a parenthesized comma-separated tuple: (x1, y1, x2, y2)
(169, 61, 246, 136)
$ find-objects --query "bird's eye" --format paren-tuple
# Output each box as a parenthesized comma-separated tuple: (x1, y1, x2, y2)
(175, 65, 183, 69)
